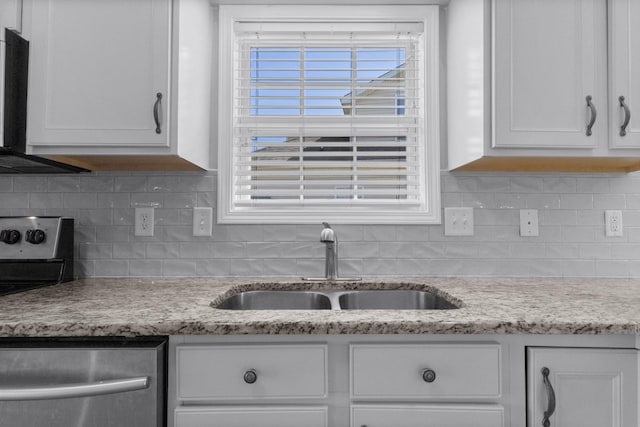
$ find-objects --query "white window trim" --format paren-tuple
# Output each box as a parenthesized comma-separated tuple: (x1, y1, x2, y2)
(217, 4, 440, 224)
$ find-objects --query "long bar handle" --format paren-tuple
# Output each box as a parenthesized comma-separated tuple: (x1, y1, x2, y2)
(0, 376, 149, 401)
(619, 96, 631, 137)
(541, 367, 556, 427)
(153, 92, 163, 134)
(586, 95, 596, 136)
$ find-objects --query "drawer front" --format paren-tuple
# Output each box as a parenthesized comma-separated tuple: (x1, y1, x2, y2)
(177, 344, 327, 400)
(350, 344, 501, 399)
(175, 406, 328, 427)
(351, 404, 504, 427)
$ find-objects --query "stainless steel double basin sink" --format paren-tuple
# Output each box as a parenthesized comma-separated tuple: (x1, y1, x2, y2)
(215, 289, 459, 311)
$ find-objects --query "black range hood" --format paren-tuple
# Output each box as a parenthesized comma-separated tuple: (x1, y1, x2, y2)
(2, 28, 87, 174)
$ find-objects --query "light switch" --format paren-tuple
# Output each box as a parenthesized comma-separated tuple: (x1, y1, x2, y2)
(193, 207, 213, 236)
(444, 207, 474, 236)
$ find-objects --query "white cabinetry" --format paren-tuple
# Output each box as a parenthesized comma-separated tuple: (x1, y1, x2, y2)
(447, 0, 640, 172)
(493, 0, 606, 149)
(609, 0, 640, 149)
(351, 405, 504, 427)
(174, 344, 328, 427)
(22, 0, 212, 171)
(527, 347, 639, 427)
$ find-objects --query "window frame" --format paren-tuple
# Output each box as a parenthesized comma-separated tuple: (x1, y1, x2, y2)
(217, 4, 441, 224)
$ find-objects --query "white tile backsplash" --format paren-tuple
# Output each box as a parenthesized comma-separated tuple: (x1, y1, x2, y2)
(2, 170, 640, 277)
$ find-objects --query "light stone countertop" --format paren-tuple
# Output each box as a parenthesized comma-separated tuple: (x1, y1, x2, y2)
(0, 277, 639, 337)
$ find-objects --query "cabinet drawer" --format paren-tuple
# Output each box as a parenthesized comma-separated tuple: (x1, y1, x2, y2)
(350, 344, 501, 399)
(176, 344, 327, 401)
(351, 404, 504, 427)
(175, 406, 328, 427)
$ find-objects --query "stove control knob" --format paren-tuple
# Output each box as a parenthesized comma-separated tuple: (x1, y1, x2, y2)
(25, 229, 46, 245)
(0, 229, 21, 245)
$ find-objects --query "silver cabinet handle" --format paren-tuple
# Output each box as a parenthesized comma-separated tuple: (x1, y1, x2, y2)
(541, 367, 556, 427)
(586, 95, 596, 136)
(153, 92, 163, 134)
(421, 368, 436, 383)
(0, 376, 149, 401)
(619, 96, 631, 137)
(243, 369, 258, 384)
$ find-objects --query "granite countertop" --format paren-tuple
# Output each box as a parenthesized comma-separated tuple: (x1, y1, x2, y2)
(0, 277, 639, 337)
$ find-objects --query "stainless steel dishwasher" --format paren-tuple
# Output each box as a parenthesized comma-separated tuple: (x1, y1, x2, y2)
(0, 337, 166, 427)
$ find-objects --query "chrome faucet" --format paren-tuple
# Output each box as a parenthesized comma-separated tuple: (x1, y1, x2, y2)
(320, 222, 339, 280)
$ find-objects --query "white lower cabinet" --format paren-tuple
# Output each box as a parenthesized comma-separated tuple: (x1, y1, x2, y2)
(527, 347, 639, 427)
(174, 406, 329, 427)
(351, 404, 504, 427)
(170, 335, 640, 427)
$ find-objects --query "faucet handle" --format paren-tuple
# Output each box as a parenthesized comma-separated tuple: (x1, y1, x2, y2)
(320, 222, 335, 242)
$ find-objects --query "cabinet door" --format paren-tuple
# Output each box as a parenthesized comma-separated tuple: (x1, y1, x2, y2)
(351, 405, 504, 427)
(27, 0, 170, 148)
(493, 0, 607, 148)
(527, 347, 638, 427)
(609, 0, 640, 149)
(175, 406, 328, 427)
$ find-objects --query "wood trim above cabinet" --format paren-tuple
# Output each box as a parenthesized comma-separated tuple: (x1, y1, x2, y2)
(452, 157, 640, 173)
(48, 155, 205, 172)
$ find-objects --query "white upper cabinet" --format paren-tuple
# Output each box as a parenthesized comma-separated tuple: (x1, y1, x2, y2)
(22, 0, 212, 171)
(493, 0, 607, 149)
(27, 0, 171, 148)
(448, 0, 640, 172)
(609, 0, 640, 149)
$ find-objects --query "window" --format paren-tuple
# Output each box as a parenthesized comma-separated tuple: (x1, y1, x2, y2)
(218, 5, 440, 224)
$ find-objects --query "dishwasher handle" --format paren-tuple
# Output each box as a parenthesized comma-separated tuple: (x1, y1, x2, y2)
(0, 376, 149, 401)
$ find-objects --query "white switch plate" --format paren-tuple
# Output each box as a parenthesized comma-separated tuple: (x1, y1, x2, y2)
(193, 207, 213, 236)
(520, 209, 539, 237)
(444, 207, 474, 236)
(605, 210, 623, 237)
(134, 207, 154, 237)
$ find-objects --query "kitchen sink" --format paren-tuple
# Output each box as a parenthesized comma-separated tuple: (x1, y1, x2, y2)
(214, 289, 459, 310)
(215, 291, 332, 310)
(337, 290, 457, 310)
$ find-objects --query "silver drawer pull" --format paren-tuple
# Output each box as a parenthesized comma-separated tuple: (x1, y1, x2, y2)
(422, 368, 436, 383)
(243, 369, 258, 384)
(586, 95, 597, 136)
(541, 367, 556, 427)
(619, 95, 631, 137)
(0, 376, 149, 401)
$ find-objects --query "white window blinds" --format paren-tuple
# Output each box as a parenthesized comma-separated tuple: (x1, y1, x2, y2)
(218, 6, 440, 224)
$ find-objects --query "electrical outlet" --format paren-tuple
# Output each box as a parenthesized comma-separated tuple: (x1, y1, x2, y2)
(444, 207, 474, 236)
(193, 207, 213, 236)
(520, 209, 539, 237)
(605, 210, 623, 237)
(134, 207, 154, 237)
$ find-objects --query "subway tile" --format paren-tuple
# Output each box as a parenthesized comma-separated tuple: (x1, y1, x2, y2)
(578, 243, 612, 260)
(77, 209, 112, 226)
(96, 226, 129, 243)
(262, 258, 298, 276)
(64, 193, 97, 209)
(114, 176, 147, 192)
(29, 193, 63, 209)
(97, 193, 130, 209)
(0, 193, 29, 208)
(47, 176, 82, 192)
(164, 192, 197, 209)
(146, 243, 181, 259)
(229, 259, 264, 276)
(539, 209, 576, 226)
(576, 177, 611, 194)
(94, 260, 129, 277)
(179, 243, 214, 259)
(0, 177, 12, 192)
(525, 194, 561, 209)
(593, 194, 626, 210)
(129, 260, 163, 277)
(595, 260, 629, 278)
(559, 194, 593, 209)
(196, 260, 231, 276)
(542, 176, 576, 193)
(510, 176, 543, 193)
(112, 243, 146, 259)
(163, 260, 197, 277)
(14, 176, 46, 192)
